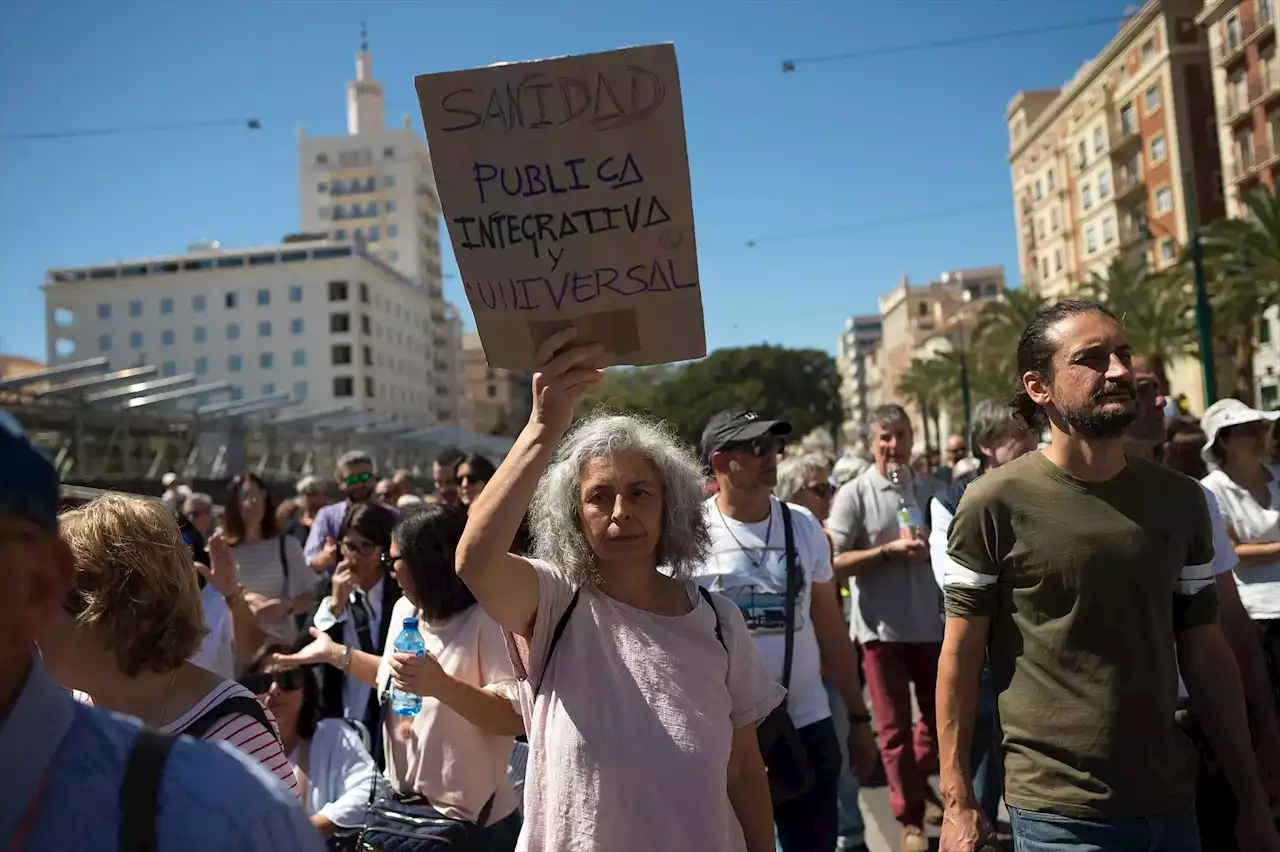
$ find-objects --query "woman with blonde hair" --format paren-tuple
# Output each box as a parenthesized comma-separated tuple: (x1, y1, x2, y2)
(457, 329, 783, 852)
(39, 493, 299, 794)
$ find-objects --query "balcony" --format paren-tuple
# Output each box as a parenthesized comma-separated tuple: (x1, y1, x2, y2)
(1108, 122, 1142, 155)
(1216, 6, 1276, 65)
(1231, 142, 1274, 182)
(330, 178, 378, 196)
(1252, 66, 1280, 109)
(1219, 89, 1254, 125)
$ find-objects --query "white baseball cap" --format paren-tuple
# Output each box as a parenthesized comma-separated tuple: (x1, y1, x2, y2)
(1199, 398, 1280, 471)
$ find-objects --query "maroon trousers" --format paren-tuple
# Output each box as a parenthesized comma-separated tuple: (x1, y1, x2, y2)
(861, 640, 942, 825)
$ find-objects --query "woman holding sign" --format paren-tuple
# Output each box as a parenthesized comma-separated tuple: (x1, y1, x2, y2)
(457, 328, 781, 852)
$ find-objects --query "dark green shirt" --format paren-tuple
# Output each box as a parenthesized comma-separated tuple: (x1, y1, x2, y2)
(946, 451, 1218, 819)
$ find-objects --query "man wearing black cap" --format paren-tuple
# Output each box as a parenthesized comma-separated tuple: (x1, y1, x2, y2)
(695, 409, 878, 852)
(0, 412, 321, 851)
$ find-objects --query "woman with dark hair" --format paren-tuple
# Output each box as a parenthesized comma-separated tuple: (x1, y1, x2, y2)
(223, 471, 312, 649)
(458, 454, 497, 506)
(241, 644, 378, 839)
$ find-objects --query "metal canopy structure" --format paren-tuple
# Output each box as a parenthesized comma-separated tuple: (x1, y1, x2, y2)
(3, 357, 511, 485)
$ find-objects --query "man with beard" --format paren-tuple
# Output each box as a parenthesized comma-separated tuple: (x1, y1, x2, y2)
(937, 300, 1279, 852)
(696, 409, 879, 852)
(304, 450, 380, 575)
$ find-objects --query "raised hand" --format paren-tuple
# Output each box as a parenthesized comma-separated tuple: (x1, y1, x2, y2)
(198, 532, 241, 598)
(271, 627, 340, 668)
(529, 327, 605, 436)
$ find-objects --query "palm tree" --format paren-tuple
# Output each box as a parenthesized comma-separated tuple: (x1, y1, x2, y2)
(897, 357, 942, 454)
(1085, 257, 1196, 395)
(1198, 185, 1280, 402)
(970, 286, 1049, 399)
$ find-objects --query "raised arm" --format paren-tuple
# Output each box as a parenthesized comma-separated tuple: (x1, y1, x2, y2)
(456, 329, 603, 639)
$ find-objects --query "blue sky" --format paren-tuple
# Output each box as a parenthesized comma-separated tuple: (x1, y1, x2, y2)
(0, 0, 1134, 363)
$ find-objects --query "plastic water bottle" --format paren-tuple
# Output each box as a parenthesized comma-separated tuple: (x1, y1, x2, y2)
(391, 616, 425, 717)
(888, 463, 923, 540)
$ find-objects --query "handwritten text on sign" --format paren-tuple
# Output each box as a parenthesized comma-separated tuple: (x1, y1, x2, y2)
(415, 44, 705, 370)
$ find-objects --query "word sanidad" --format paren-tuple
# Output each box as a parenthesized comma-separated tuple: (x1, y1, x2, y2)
(464, 259, 697, 312)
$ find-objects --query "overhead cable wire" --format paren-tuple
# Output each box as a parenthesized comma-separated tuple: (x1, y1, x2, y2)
(0, 118, 261, 142)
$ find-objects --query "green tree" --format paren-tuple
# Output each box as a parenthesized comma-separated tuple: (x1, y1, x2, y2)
(1085, 257, 1196, 395)
(970, 286, 1049, 393)
(897, 356, 954, 453)
(1199, 185, 1280, 402)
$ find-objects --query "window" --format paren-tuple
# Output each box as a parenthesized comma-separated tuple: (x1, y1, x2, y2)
(388, 250, 400, 262)
(96, 303, 111, 320)
(1042, 258, 1050, 279)
(160, 298, 173, 315)
(1098, 171, 1111, 198)
(162, 329, 175, 346)
(1142, 38, 1155, 60)
(260, 352, 274, 369)
(385, 200, 396, 213)
(227, 323, 240, 340)
(99, 334, 112, 351)
(1150, 135, 1167, 163)
(361, 314, 372, 334)
(329, 280, 349, 301)
(261, 383, 276, 397)
(332, 344, 352, 365)
(363, 345, 374, 366)
(1087, 227, 1098, 253)
(292, 349, 306, 366)
(330, 313, 351, 333)
(382, 175, 395, 188)
(1082, 185, 1094, 210)
(368, 226, 380, 241)
(229, 386, 244, 402)
(194, 326, 207, 343)
(1093, 126, 1105, 152)
(359, 282, 370, 304)
(225, 292, 238, 309)
(487, 385, 498, 399)
(364, 377, 377, 398)
(1263, 384, 1279, 410)
(318, 181, 328, 193)
(257, 289, 270, 306)
(1077, 140, 1088, 169)
(1161, 238, 1177, 262)
(1263, 318, 1274, 345)
(1145, 84, 1161, 113)
(1050, 208, 1060, 231)
(130, 332, 144, 348)
(1054, 248, 1063, 272)
(291, 318, 304, 334)
(317, 153, 329, 165)
(228, 355, 242, 372)
(1156, 186, 1174, 213)
(162, 361, 177, 378)
(1103, 217, 1115, 245)
(129, 300, 143, 318)
(335, 229, 347, 239)
(1047, 169, 1056, 190)
(334, 377, 354, 397)
(288, 285, 303, 303)
(193, 295, 206, 312)
(1035, 180, 1043, 201)
(319, 207, 331, 219)
(293, 381, 308, 401)
(1120, 104, 1136, 135)
(1228, 14, 1242, 49)
(387, 224, 398, 238)
(194, 357, 208, 374)
(383, 146, 395, 158)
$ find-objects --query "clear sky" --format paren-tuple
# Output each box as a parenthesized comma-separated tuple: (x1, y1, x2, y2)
(0, 0, 1135, 363)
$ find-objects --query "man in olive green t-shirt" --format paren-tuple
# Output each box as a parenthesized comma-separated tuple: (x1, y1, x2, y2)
(935, 300, 1279, 852)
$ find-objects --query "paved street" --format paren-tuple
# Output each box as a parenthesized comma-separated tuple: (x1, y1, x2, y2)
(858, 778, 1011, 852)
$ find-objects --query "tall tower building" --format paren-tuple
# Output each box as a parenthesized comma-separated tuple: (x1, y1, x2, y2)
(297, 27, 464, 426)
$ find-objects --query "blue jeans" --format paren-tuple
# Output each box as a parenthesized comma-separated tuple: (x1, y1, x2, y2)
(1008, 805, 1201, 852)
(971, 664, 1003, 826)
(825, 680, 867, 846)
(774, 717, 845, 852)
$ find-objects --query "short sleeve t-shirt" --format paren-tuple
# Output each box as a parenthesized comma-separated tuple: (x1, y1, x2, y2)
(828, 468, 945, 644)
(946, 452, 1217, 819)
(696, 496, 833, 729)
(1201, 465, 1280, 621)
(507, 559, 785, 852)
(234, 535, 312, 645)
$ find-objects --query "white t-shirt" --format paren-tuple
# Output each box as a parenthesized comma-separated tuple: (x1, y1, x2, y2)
(696, 496, 833, 729)
(293, 718, 378, 828)
(1201, 466, 1280, 621)
(1178, 483, 1240, 698)
(233, 535, 313, 645)
(189, 583, 235, 679)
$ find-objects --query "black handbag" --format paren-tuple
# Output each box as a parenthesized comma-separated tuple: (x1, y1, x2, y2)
(755, 502, 816, 805)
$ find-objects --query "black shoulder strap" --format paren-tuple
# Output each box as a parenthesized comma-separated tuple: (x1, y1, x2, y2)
(119, 730, 177, 852)
(780, 502, 798, 699)
(534, 589, 580, 696)
(181, 695, 277, 741)
(278, 533, 289, 583)
(696, 586, 728, 654)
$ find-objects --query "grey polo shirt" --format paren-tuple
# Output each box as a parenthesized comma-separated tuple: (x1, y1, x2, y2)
(828, 467, 946, 644)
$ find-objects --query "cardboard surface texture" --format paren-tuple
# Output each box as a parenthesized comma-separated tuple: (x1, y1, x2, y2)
(415, 43, 705, 371)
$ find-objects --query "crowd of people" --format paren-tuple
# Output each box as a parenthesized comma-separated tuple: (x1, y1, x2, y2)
(10, 305, 1280, 851)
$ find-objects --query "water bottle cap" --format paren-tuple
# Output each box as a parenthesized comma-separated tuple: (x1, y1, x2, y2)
(403, 616, 418, 629)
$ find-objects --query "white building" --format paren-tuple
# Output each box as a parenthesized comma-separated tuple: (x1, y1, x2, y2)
(297, 37, 464, 426)
(836, 314, 883, 449)
(42, 238, 451, 423)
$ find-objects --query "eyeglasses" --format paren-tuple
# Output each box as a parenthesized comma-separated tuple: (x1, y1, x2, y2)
(723, 437, 783, 457)
(343, 472, 374, 487)
(341, 538, 378, 556)
(799, 482, 835, 499)
(242, 667, 306, 695)
(379, 551, 404, 570)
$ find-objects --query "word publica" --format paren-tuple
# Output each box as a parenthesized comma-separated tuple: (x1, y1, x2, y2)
(472, 154, 644, 204)
(453, 195, 673, 267)
(465, 260, 697, 312)
(439, 65, 666, 133)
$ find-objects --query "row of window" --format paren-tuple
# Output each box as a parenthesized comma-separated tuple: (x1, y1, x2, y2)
(315, 147, 395, 167)
(98, 287, 305, 320)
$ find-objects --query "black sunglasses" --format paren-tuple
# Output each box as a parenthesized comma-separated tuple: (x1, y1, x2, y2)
(723, 437, 783, 457)
(343, 472, 374, 486)
(800, 481, 835, 498)
(242, 667, 307, 695)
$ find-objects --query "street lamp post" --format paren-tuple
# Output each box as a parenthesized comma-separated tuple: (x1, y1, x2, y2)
(1184, 170, 1218, 405)
(959, 291, 974, 441)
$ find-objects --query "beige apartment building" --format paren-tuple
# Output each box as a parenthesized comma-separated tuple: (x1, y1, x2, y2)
(461, 333, 532, 438)
(878, 267, 1004, 451)
(1007, 0, 1223, 411)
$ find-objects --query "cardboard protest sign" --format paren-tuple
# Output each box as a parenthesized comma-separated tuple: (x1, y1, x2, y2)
(415, 43, 705, 371)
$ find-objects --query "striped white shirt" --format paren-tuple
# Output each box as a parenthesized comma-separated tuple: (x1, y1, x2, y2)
(162, 680, 300, 796)
(232, 535, 313, 645)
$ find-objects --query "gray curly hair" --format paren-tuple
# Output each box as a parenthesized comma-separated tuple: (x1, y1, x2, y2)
(773, 453, 830, 503)
(529, 414, 711, 588)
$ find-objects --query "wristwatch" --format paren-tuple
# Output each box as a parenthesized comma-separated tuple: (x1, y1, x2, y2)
(340, 645, 353, 672)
